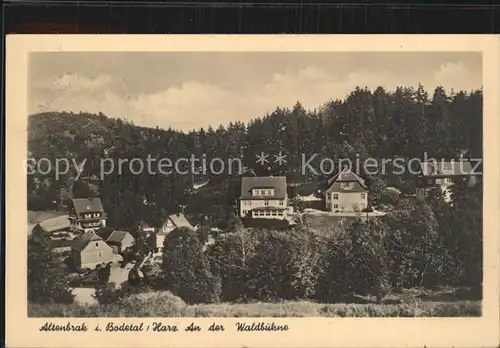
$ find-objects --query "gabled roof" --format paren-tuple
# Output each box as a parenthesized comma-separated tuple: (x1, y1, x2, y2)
(327, 167, 367, 186)
(169, 213, 195, 229)
(37, 214, 71, 233)
(106, 230, 135, 244)
(419, 160, 475, 177)
(158, 213, 195, 235)
(72, 231, 107, 252)
(326, 167, 368, 193)
(240, 176, 287, 199)
(70, 197, 104, 214)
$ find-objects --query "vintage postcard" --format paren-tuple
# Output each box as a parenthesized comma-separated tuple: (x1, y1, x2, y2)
(5, 35, 500, 347)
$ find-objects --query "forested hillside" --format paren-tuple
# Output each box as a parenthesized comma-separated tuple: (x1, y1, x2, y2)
(28, 84, 482, 230)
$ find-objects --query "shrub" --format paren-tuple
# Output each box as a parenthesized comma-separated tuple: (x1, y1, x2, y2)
(119, 291, 188, 317)
(93, 282, 152, 305)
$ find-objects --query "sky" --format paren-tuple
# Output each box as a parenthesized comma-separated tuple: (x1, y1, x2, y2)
(29, 51, 482, 132)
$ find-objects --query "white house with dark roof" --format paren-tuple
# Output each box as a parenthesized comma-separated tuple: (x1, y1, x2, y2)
(71, 231, 114, 269)
(106, 230, 135, 253)
(325, 167, 369, 213)
(69, 197, 106, 233)
(239, 176, 288, 219)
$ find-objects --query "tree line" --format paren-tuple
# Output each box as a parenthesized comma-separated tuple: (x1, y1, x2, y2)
(27, 84, 482, 230)
(29, 184, 482, 306)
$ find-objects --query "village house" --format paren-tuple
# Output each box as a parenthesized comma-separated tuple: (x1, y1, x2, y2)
(145, 213, 196, 254)
(68, 197, 106, 233)
(160, 213, 196, 234)
(325, 167, 369, 213)
(106, 230, 135, 253)
(71, 231, 114, 269)
(239, 176, 288, 219)
(415, 160, 479, 201)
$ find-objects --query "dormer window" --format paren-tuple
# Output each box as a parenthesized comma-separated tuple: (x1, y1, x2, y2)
(340, 182, 354, 189)
(252, 188, 275, 196)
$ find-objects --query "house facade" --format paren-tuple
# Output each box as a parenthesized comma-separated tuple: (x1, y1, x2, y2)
(415, 160, 479, 201)
(325, 167, 369, 213)
(145, 214, 197, 254)
(69, 198, 106, 233)
(106, 230, 135, 253)
(160, 213, 196, 234)
(239, 176, 288, 219)
(71, 231, 114, 269)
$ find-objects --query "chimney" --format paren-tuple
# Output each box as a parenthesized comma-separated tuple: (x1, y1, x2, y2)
(179, 204, 187, 215)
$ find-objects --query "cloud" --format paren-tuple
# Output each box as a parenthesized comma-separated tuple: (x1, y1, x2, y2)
(29, 63, 482, 132)
(432, 61, 482, 93)
(46, 73, 112, 93)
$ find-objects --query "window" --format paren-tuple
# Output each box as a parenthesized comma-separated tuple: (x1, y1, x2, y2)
(333, 194, 338, 199)
(333, 204, 338, 209)
(428, 179, 433, 184)
(267, 189, 273, 196)
(95, 242, 99, 247)
(264, 200, 269, 206)
(361, 193, 366, 199)
(99, 252, 103, 257)
(279, 200, 284, 205)
(261, 190, 267, 195)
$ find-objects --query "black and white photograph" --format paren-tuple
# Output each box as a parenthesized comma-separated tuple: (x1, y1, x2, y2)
(24, 48, 486, 318)
(5, 35, 500, 348)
